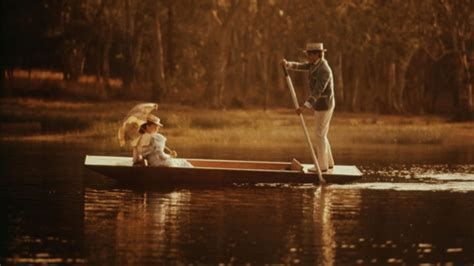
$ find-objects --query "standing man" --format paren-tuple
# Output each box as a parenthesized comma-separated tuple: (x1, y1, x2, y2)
(282, 42, 335, 172)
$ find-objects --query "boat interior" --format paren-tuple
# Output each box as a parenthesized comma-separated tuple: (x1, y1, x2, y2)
(85, 155, 304, 171)
(187, 158, 304, 171)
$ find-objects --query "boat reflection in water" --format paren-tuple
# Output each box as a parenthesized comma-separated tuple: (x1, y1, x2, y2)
(315, 187, 363, 265)
(84, 185, 366, 265)
(85, 187, 191, 264)
(3, 142, 473, 264)
(84, 179, 474, 265)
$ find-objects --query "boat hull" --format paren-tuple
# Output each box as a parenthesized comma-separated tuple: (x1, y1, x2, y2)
(84, 155, 363, 185)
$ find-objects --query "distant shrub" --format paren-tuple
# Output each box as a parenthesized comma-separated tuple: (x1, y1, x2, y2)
(190, 116, 227, 129)
(349, 126, 445, 145)
(161, 114, 191, 129)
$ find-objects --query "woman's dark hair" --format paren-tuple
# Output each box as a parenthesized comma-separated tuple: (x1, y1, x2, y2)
(139, 123, 147, 134)
(138, 121, 156, 134)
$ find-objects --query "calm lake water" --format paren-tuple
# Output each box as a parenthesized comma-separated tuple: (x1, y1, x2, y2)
(1, 141, 473, 265)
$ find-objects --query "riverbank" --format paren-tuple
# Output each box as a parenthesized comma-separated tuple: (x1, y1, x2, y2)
(1, 98, 472, 151)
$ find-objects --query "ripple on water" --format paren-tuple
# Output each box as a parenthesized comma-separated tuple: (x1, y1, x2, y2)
(348, 164, 474, 192)
(331, 181, 474, 192)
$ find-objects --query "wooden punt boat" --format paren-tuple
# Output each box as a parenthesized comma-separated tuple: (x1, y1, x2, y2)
(84, 155, 362, 185)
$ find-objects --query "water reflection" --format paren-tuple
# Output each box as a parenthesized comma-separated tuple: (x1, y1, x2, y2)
(352, 164, 474, 192)
(2, 141, 474, 264)
(83, 186, 363, 264)
(0, 142, 85, 264)
(328, 188, 474, 264)
(317, 187, 335, 265)
(333, 181, 474, 192)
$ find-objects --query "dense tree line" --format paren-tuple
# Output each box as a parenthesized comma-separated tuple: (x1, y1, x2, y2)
(2, 0, 473, 117)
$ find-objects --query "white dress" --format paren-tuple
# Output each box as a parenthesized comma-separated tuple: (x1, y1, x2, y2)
(135, 133, 192, 167)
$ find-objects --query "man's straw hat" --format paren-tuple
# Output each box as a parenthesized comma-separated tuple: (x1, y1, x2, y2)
(304, 42, 327, 53)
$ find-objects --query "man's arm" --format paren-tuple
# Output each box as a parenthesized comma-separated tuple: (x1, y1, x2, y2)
(285, 61, 311, 72)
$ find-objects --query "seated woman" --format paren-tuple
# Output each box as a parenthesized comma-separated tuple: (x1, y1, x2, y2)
(133, 114, 193, 167)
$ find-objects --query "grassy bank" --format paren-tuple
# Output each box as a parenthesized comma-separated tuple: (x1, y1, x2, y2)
(0, 98, 472, 150)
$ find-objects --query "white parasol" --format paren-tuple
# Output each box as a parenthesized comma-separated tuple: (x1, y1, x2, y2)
(118, 103, 158, 147)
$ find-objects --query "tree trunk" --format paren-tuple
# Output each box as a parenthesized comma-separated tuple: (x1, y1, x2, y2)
(201, 2, 241, 108)
(0, 2, 5, 97)
(121, 40, 134, 90)
(367, 55, 384, 113)
(241, 54, 249, 102)
(456, 40, 473, 119)
(275, 52, 286, 103)
(388, 61, 398, 113)
(345, 54, 361, 112)
(394, 52, 413, 114)
(166, 0, 175, 76)
(0, 64, 4, 96)
(63, 42, 85, 81)
(101, 29, 113, 99)
(203, 27, 230, 107)
(152, 9, 166, 101)
(334, 51, 344, 108)
(122, 0, 140, 92)
(262, 50, 269, 111)
(352, 75, 359, 112)
(121, 32, 143, 93)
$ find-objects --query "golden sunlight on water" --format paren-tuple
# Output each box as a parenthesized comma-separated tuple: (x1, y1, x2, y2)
(2, 142, 473, 264)
(84, 188, 193, 263)
(83, 186, 369, 264)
